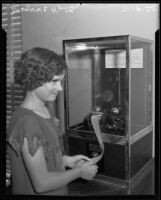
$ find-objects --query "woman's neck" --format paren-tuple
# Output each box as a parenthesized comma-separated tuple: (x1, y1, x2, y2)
(20, 91, 51, 118)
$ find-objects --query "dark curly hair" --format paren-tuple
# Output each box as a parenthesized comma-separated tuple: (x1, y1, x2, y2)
(14, 47, 67, 91)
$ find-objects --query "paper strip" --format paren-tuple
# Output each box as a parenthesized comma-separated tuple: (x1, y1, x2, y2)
(90, 114, 104, 164)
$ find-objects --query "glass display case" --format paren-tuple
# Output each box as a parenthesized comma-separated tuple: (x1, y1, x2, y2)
(63, 35, 153, 185)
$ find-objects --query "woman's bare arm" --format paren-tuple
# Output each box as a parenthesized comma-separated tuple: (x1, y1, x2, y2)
(22, 137, 97, 194)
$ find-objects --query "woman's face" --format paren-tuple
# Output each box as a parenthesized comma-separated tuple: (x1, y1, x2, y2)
(34, 73, 65, 102)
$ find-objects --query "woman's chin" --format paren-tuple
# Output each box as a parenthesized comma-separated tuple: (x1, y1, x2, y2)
(49, 96, 57, 101)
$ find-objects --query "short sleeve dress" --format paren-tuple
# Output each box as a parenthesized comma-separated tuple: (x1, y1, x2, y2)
(7, 107, 68, 195)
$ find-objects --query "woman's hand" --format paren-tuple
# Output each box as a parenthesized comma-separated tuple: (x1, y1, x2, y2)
(63, 155, 92, 168)
(78, 162, 98, 180)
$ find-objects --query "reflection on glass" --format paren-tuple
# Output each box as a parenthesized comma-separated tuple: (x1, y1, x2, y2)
(65, 36, 152, 138)
(130, 40, 152, 136)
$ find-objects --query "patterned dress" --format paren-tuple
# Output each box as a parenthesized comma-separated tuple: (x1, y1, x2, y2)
(7, 107, 67, 195)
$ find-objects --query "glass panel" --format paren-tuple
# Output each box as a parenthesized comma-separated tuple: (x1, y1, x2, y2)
(65, 37, 128, 137)
(130, 39, 152, 136)
(67, 49, 93, 128)
(100, 48, 128, 136)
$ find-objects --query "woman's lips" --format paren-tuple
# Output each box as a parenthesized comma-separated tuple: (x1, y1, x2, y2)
(51, 92, 58, 95)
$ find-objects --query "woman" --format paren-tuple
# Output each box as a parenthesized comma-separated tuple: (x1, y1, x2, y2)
(7, 47, 98, 195)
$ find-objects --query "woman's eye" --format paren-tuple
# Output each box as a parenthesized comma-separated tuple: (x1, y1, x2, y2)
(51, 80, 63, 85)
(52, 80, 57, 83)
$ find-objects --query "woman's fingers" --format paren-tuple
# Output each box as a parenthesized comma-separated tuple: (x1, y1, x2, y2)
(76, 155, 92, 162)
(75, 159, 86, 166)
